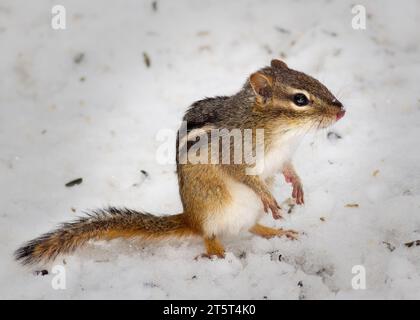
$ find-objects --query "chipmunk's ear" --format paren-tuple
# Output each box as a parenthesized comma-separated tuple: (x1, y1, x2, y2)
(249, 72, 272, 101)
(271, 59, 288, 69)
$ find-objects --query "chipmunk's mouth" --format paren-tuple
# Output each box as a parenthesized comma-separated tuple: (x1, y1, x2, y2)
(336, 109, 346, 121)
(315, 111, 344, 129)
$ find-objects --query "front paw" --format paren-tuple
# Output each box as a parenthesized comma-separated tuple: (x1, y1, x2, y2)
(261, 195, 283, 220)
(292, 180, 304, 205)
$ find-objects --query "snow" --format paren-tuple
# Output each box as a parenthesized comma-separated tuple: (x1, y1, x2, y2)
(1, 0, 420, 299)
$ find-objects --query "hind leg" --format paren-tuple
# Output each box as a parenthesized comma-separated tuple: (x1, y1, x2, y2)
(194, 234, 226, 260)
(250, 223, 298, 240)
(180, 165, 229, 260)
(196, 235, 225, 259)
(203, 235, 225, 258)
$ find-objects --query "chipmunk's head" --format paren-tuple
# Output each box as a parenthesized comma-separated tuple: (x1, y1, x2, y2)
(249, 59, 345, 129)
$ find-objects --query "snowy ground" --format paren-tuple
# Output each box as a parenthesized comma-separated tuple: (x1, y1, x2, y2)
(1, 0, 420, 299)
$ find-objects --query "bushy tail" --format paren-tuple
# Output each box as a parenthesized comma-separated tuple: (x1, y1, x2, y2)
(14, 207, 195, 265)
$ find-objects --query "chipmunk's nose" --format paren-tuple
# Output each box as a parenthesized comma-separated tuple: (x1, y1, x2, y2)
(336, 109, 345, 121)
(332, 99, 345, 121)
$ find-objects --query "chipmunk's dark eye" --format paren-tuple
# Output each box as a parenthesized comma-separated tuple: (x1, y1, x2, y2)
(293, 93, 309, 106)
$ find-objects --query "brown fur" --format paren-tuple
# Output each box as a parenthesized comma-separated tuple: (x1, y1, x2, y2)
(15, 208, 196, 265)
(203, 236, 226, 258)
(176, 59, 344, 226)
(15, 59, 344, 265)
(249, 223, 298, 240)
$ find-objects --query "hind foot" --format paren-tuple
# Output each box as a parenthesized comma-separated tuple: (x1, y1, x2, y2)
(195, 235, 225, 259)
(250, 223, 298, 240)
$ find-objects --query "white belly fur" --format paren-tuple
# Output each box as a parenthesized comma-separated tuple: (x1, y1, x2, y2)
(204, 129, 303, 237)
(261, 129, 302, 179)
(204, 177, 264, 236)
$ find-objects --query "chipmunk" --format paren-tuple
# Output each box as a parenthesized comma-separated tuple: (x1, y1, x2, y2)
(15, 59, 345, 265)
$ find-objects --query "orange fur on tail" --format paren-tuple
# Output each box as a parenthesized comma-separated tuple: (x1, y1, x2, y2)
(14, 207, 195, 265)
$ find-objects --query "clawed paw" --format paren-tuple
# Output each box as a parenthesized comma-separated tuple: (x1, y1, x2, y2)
(283, 170, 305, 205)
(261, 195, 283, 220)
(291, 181, 304, 205)
(277, 228, 299, 240)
